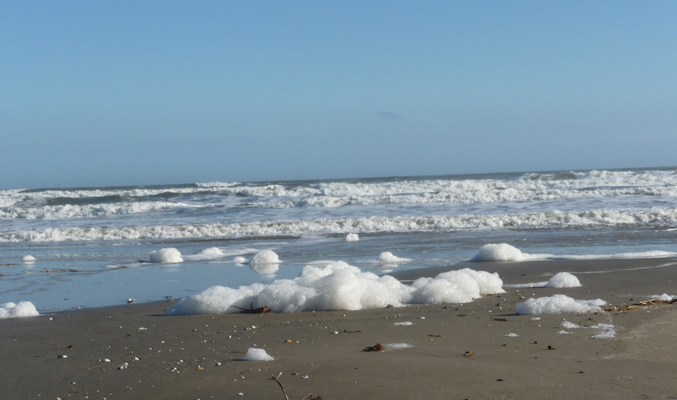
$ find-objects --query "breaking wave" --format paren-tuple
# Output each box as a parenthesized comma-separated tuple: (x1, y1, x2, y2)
(3, 207, 677, 243)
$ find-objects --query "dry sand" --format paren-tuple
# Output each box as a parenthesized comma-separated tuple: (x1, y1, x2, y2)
(2, 258, 677, 399)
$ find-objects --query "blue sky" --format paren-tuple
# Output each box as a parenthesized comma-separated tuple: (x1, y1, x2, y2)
(2, 1, 676, 189)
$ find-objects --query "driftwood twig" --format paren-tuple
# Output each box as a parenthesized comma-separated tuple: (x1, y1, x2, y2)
(231, 301, 271, 314)
(269, 372, 290, 400)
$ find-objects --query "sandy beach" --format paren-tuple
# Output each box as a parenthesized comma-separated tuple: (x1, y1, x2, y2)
(2, 258, 677, 400)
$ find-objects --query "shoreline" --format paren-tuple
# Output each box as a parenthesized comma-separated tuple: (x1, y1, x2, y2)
(2, 257, 677, 399)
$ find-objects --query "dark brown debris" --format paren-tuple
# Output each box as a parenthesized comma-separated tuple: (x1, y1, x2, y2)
(230, 302, 271, 314)
(364, 343, 385, 352)
(604, 297, 677, 311)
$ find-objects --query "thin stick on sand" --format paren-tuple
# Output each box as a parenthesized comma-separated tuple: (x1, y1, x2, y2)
(269, 372, 290, 400)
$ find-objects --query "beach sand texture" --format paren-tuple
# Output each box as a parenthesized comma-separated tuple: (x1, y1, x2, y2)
(2, 258, 677, 399)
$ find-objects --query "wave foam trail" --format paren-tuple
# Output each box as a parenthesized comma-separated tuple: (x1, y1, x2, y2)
(0, 201, 184, 220)
(5, 168, 677, 218)
(6, 207, 677, 243)
(165, 261, 505, 315)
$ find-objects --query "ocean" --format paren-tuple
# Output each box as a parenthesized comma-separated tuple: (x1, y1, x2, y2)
(2, 167, 677, 312)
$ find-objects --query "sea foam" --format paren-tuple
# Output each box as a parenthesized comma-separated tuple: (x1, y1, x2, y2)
(183, 247, 226, 261)
(378, 252, 411, 264)
(165, 261, 505, 315)
(516, 295, 605, 315)
(545, 272, 582, 288)
(472, 243, 524, 262)
(8, 209, 677, 243)
(149, 248, 183, 263)
(241, 348, 274, 361)
(0, 301, 40, 319)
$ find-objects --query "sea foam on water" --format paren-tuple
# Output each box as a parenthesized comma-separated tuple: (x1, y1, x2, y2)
(0, 301, 40, 319)
(248, 250, 281, 275)
(183, 247, 225, 261)
(165, 261, 505, 315)
(22, 255, 36, 262)
(346, 233, 359, 242)
(472, 243, 523, 262)
(378, 252, 411, 263)
(149, 248, 183, 263)
(250, 250, 280, 265)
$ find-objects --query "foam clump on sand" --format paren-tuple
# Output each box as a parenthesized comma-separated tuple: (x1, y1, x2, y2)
(560, 321, 580, 329)
(22, 255, 36, 262)
(149, 248, 183, 263)
(379, 252, 411, 263)
(241, 348, 274, 361)
(591, 324, 616, 339)
(472, 243, 523, 262)
(0, 301, 40, 319)
(384, 343, 413, 350)
(516, 295, 605, 315)
(183, 247, 225, 261)
(346, 233, 359, 242)
(545, 272, 582, 288)
(165, 261, 505, 315)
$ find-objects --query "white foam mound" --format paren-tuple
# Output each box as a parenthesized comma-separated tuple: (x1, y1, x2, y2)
(346, 233, 359, 242)
(183, 247, 225, 261)
(516, 295, 605, 315)
(378, 252, 411, 263)
(472, 243, 523, 262)
(250, 262, 279, 275)
(545, 272, 582, 288)
(560, 321, 580, 329)
(0, 301, 40, 319)
(250, 250, 280, 265)
(233, 256, 247, 264)
(241, 348, 274, 361)
(149, 248, 183, 263)
(165, 262, 505, 315)
(248, 250, 281, 275)
(22, 255, 36, 262)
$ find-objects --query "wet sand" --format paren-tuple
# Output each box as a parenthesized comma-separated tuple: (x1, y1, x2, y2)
(2, 258, 677, 399)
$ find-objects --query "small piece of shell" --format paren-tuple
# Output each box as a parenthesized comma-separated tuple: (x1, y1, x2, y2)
(464, 351, 474, 357)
